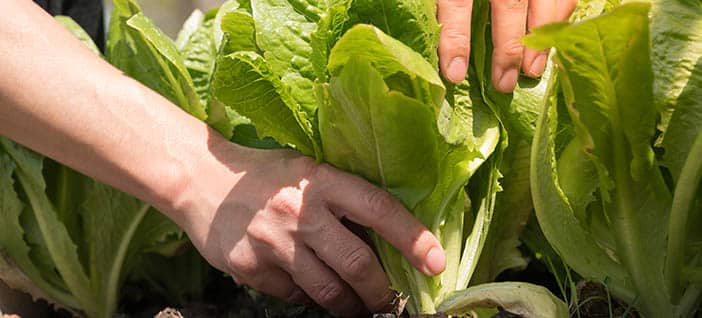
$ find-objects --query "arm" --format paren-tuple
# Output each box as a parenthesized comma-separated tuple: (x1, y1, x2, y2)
(437, 0, 578, 92)
(0, 1, 445, 314)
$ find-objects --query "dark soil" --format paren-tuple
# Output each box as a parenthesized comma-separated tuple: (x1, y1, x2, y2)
(573, 282, 639, 318)
(9, 249, 697, 318)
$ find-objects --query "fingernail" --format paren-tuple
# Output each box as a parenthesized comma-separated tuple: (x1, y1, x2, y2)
(528, 54, 547, 77)
(425, 247, 446, 275)
(446, 57, 467, 83)
(497, 68, 519, 93)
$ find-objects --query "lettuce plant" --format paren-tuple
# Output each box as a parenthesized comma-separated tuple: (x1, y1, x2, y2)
(73, 0, 568, 315)
(7, 0, 660, 316)
(525, 1, 702, 317)
(208, 0, 565, 314)
(0, 138, 184, 318)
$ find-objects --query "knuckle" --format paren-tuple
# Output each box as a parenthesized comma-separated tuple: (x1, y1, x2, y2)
(442, 30, 470, 48)
(226, 255, 259, 278)
(497, 38, 525, 59)
(268, 193, 302, 218)
(290, 155, 318, 178)
(341, 246, 374, 280)
(310, 162, 335, 183)
(247, 220, 272, 243)
(495, 0, 528, 10)
(366, 189, 400, 220)
(315, 282, 345, 306)
(440, 0, 473, 9)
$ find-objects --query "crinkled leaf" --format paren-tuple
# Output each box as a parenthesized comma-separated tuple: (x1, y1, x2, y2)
(214, 0, 242, 49)
(328, 24, 444, 108)
(175, 10, 204, 50)
(212, 52, 316, 156)
(470, 140, 531, 285)
(455, 153, 502, 292)
(346, 0, 439, 66)
(176, 10, 240, 139)
(310, 0, 353, 81)
(220, 11, 257, 54)
(251, 0, 321, 118)
(178, 13, 217, 105)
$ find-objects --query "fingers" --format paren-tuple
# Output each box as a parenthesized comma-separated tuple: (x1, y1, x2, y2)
(223, 238, 312, 305)
(316, 166, 445, 276)
(244, 268, 311, 305)
(437, 0, 473, 83)
(491, 0, 529, 92)
(437, 0, 577, 91)
(523, 0, 557, 77)
(303, 213, 395, 312)
(280, 245, 366, 316)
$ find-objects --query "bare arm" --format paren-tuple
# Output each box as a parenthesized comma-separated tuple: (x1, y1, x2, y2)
(0, 1, 445, 314)
(0, 0, 205, 215)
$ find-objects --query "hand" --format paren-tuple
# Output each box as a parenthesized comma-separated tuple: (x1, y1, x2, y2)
(437, 0, 578, 92)
(172, 141, 446, 316)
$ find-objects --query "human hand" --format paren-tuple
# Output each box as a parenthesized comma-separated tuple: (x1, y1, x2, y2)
(437, 0, 578, 92)
(172, 141, 446, 316)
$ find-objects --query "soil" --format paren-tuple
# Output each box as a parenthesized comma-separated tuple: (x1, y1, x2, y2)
(2, 254, 696, 318)
(573, 282, 640, 318)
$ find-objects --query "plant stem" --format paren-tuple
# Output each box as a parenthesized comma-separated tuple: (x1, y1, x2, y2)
(609, 112, 673, 317)
(666, 130, 702, 303)
(103, 203, 150, 318)
(678, 283, 702, 318)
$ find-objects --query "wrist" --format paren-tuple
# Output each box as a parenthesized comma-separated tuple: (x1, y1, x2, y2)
(159, 132, 247, 232)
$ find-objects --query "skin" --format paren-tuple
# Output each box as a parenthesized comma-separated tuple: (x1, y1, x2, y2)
(437, 0, 578, 92)
(0, 0, 446, 316)
(1, 0, 577, 315)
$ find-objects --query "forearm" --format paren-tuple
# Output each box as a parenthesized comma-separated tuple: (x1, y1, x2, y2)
(0, 0, 229, 219)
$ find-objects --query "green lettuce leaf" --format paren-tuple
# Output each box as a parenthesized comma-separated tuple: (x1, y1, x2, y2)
(327, 25, 444, 108)
(212, 52, 317, 156)
(470, 139, 531, 285)
(525, 4, 676, 316)
(0, 140, 95, 315)
(437, 282, 569, 318)
(175, 10, 204, 51)
(322, 25, 501, 313)
(107, 0, 206, 120)
(0, 148, 79, 310)
(346, 0, 440, 66)
(0, 138, 184, 318)
(651, 0, 702, 182)
(178, 10, 218, 106)
(251, 0, 321, 119)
